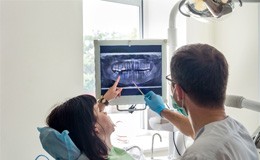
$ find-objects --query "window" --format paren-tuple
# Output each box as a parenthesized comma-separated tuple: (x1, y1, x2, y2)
(83, 0, 150, 146)
(83, 0, 143, 94)
(83, 0, 171, 154)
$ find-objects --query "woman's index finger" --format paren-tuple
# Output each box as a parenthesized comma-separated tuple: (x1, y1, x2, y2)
(113, 76, 120, 87)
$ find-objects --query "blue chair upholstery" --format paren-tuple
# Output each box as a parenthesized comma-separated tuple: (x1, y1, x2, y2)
(37, 127, 89, 160)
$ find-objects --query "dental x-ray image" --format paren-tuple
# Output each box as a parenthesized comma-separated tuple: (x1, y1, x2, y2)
(100, 45, 162, 96)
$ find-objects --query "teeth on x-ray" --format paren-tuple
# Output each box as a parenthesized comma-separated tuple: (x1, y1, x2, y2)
(101, 53, 162, 85)
(112, 60, 151, 72)
(109, 59, 156, 84)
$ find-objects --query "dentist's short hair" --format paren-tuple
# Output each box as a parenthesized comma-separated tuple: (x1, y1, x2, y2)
(170, 43, 228, 107)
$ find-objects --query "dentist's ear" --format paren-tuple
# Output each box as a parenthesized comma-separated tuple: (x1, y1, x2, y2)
(175, 84, 184, 101)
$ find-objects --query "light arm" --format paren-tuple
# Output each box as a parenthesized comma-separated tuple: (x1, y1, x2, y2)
(225, 95, 260, 112)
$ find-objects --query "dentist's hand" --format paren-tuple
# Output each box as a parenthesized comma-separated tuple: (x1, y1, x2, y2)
(144, 91, 166, 116)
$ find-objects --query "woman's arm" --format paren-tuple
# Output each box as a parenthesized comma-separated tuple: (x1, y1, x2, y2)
(98, 76, 122, 111)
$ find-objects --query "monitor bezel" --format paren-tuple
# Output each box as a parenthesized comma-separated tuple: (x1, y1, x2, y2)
(94, 39, 168, 105)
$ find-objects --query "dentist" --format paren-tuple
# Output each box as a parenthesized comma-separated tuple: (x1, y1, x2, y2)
(144, 43, 259, 160)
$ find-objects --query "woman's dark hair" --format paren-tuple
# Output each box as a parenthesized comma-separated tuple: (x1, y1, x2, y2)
(46, 94, 108, 160)
(170, 43, 229, 107)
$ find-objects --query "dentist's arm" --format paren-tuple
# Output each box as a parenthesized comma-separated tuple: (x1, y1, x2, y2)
(98, 76, 123, 111)
(161, 109, 194, 138)
(144, 91, 194, 138)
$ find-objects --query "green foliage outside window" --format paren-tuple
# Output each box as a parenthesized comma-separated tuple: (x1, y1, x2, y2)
(83, 29, 137, 93)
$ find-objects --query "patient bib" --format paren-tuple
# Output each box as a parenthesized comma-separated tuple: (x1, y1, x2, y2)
(108, 146, 134, 160)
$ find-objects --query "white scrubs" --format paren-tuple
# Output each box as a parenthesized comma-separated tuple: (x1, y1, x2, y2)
(181, 116, 259, 160)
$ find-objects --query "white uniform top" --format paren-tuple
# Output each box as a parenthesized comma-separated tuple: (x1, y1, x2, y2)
(181, 116, 259, 160)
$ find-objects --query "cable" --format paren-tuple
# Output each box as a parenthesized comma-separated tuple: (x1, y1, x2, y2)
(253, 131, 260, 148)
(165, 103, 171, 109)
(35, 154, 49, 160)
(172, 132, 181, 156)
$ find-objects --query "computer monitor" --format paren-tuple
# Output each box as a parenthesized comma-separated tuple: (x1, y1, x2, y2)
(94, 39, 168, 105)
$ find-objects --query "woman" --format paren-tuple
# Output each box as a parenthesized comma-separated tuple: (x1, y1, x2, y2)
(46, 77, 134, 160)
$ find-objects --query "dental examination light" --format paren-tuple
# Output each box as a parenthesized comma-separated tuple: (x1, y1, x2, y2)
(178, 0, 243, 19)
(178, 0, 260, 20)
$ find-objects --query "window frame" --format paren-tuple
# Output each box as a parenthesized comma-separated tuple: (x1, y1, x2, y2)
(101, 0, 143, 38)
(83, 0, 145, 128)
(83, 0, 171, 154)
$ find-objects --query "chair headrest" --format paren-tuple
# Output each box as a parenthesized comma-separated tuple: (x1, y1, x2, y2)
(37, 127, 81, 160)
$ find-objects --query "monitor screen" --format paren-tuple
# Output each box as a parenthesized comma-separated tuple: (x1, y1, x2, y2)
(95, 40, 168, 105)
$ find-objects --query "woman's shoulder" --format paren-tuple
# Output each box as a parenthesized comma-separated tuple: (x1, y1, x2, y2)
(108, 146, 134, 160)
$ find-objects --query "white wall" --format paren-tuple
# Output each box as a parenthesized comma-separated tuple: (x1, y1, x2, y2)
(143, 0, 173, 39)
(214, 3, 260, 134)
(0, 0, 83, 159)
(0, 0, 2, 158)
(186, 18, 214, 45)
(143, 0, 186, 48)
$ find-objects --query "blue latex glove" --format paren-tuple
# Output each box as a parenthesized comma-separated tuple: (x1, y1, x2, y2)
(144, 91, 166, 116)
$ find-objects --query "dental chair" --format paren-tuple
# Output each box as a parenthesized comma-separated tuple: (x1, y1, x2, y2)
(37, 127, 89, 160)
(37, 127, 145, 160)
